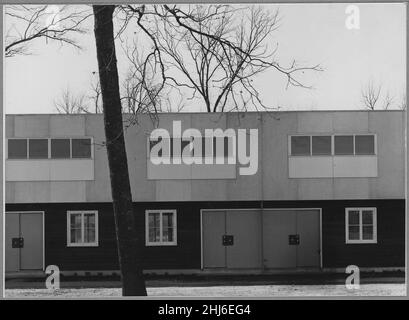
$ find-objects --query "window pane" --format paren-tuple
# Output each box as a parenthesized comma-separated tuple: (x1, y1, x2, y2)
(334, 135, 354, 155)
(70, 214, 82, 243)
(163, 228, 174, 242)
(348, 210, 360, 225)
(71, 228, 82, 243)
(72, 138, 91, 158)
(29, 139, 48, 159)
(162, 212, 174, 229)
(8, 139, 27, 159)
(348, 226, 360, 240)
(149, 228, 160, 242)
(312, 136, 331, 155)
(362, 210, 373, 225)
(51, 139, 70, 158)
(355, 135, 375, 155)
(149, 213, 160, 229)
(83, 214, 96, 243)
(291, 136, 310, 156)
(362, 226, 374, 240)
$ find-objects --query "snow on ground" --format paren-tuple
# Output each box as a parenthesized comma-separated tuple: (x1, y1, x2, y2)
(5, 284, 406, 298)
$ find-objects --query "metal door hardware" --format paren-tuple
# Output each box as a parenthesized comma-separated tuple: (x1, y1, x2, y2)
(222, 235, 234, 246)
(288, 234, 300, 245)
(12, 237, 24, 248)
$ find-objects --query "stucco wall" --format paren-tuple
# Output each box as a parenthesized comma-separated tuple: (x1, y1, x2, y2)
(5, 110, 405, 203)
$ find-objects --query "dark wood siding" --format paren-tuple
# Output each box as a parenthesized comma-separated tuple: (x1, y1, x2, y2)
(6, 199, 405, 271)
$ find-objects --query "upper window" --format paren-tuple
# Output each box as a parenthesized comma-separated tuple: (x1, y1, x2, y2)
(7, 138, 92, 159)
(345, 208, 377, 244)
(8, 139, 28, 159)
(334, 135, 354, 155)
(355, 135, 375, 155)
(311, 136, 331, 155)
(29, 139, 48, 159)
(145, 210, 177, 246)
(290, 134, 376, 156)
(67, 211, 98, 247)
(51, 139, 71, 159)
(149, 137, 232, 159)
(290, 136, 311, 156)
(72, 138, 92, 158)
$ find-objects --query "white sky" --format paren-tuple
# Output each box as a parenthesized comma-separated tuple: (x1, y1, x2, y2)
(4, 3, 407, 114)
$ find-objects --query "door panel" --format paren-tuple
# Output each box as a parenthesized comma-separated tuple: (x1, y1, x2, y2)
(296, 210, 320, 267)
(20, 213, 43, 270)
(263, 210, 297, 268)
(202, 211, 226, 268)
(5, 214, 20, 272)
(226, 210, 261, 269)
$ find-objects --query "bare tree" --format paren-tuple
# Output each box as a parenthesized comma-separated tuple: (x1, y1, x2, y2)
(361, 80, 382, 110)
(5, 5, 91, 57)
(92, 4, 323, 296)
(116, 5, 322, 113)
(93, 5, 147, 296)
(89, 72, 103, 114)
(54, 87, 89, 114)
(361, 80, 399, 110)
(399, 92, 407, 110)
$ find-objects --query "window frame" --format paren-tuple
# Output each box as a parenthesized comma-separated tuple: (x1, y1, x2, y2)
(289, 134, 377, 157)
(345, 207, 377, 244)
(7, 138, 29, 159)
(147, 136, 234, 162)
(67, 210, 99, 247)
(145, 209, 177, 246)
(7, 137, 93, 160)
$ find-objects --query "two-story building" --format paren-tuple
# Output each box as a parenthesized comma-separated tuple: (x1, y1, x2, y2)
(4, 110, 406, 275)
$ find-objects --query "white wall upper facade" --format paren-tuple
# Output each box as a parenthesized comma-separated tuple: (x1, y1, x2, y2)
(5, 111, 406, 203)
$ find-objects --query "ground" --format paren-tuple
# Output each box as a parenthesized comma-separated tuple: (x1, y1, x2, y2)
(4, 274, 406, 298)
(4, 284, 405, 298)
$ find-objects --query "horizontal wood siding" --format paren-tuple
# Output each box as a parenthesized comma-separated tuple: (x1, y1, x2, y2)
(6, 199, 404, 271)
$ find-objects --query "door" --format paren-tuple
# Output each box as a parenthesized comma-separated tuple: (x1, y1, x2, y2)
(5, 214, 20, 272)
(202, 210, 262, 269)
(296, 210, 320, 267)
(226, 210, 261, 269)
(20, 213, 44, 270)
(263, 209, 320, 269)
(5, 212, 44, 272)
(263, 210, 297, 268)
(202, 211, 226, 268)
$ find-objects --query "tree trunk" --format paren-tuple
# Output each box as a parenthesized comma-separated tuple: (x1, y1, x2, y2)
(93, 5, 147, 296)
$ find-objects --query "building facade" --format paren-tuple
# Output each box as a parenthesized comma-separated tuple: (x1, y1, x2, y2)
(4, 111, 406, 274)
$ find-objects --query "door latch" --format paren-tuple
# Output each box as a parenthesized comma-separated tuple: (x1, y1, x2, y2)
(12, 237, 24, 248)
(222, 235, 234, 246)
(288, 234, 300, 245)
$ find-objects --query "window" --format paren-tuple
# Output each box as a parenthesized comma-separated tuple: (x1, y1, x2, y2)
(72, 138, 92, 158)
(345, 208, 377, 244)
(145, 210, 177, 246)
(334, 135, 354, 155)
(291, 136, 311, 156)
(28, 139, 48, 159)
(67, 211, 98, 247)
(8, 137, 92, 159)
(312, 136, 332, 155)
(51, 139, 71, 159)
(8, 139, 27, 159)
(355, 135, 375, 155)
(149, 137, 231, 158)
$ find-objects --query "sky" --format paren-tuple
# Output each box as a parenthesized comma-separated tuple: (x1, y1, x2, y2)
(4, 3, 407, 114)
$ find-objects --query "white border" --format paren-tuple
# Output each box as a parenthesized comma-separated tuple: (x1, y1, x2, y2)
(200, 207, 323, 270)
(4, 211, 45, 271)
(345, 207, 377, 244)
(67, 210, 99, 247)
(145, 209, 177, 246)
